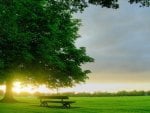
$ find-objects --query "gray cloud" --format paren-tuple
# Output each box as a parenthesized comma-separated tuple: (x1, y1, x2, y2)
(75, 1, 150, 83)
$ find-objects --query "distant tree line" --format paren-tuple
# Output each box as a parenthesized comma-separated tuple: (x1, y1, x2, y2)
(57, 91, 150, 97)
(0, 90, 150, 97)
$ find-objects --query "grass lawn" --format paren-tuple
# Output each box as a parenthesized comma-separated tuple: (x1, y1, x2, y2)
(0, 96, 150, 113)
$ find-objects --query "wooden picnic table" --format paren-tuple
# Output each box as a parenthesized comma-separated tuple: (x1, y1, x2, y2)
(38, 96, 75, 108)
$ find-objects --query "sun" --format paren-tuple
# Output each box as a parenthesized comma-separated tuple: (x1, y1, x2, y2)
(13, 82, 22, 93)
(13, 81, 36, 94)
(12, 81, 53, 94)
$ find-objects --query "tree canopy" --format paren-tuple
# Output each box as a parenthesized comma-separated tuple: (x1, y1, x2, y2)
(0, 0, 95, 89)
(88, 0, 150, 9)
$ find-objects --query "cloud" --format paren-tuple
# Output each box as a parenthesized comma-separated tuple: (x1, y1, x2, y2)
(75, 1, 150, 83)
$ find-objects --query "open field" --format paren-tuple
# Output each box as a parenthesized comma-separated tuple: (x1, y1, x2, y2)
(0, 96, 150, 113)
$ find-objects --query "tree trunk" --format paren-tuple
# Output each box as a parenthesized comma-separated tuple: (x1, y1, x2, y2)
(0, 80, 17, 103)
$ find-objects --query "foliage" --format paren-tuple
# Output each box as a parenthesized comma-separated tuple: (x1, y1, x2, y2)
(6, 90, 150, 97)
(56, 90, 150, 97)
(88, 0, 150, 9)
(0, 0, 93, 88)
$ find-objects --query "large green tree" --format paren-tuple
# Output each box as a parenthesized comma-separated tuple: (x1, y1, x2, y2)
(0, 0, 94, 102)
(0, 0, 149, 102)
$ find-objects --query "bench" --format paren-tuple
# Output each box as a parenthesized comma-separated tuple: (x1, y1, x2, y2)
(38, 96, 75, 108)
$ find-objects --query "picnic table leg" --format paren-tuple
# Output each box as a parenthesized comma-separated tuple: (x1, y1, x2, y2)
(62, 103, 71, 109)
(44, 102, 48, 107)
(41, 102, 48, 107)
(40, 102, 44, 107)
(62, 103, 66, 109)
(62, 103, 67, 109)
(68, 103, 70, 108)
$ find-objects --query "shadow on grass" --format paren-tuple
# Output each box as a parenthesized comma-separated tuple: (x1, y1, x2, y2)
(31, 104, 81, 109)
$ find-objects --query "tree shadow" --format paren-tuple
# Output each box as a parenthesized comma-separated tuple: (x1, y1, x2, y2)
(31, 104, 81, 109)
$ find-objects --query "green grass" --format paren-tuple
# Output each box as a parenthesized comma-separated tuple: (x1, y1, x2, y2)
(0, 96, 150, 113)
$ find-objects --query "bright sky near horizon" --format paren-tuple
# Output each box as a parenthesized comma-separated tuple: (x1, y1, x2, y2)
(0, 82, 150, 94)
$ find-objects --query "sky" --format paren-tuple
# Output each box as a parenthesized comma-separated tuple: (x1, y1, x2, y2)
(72, 1, 150, 92)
